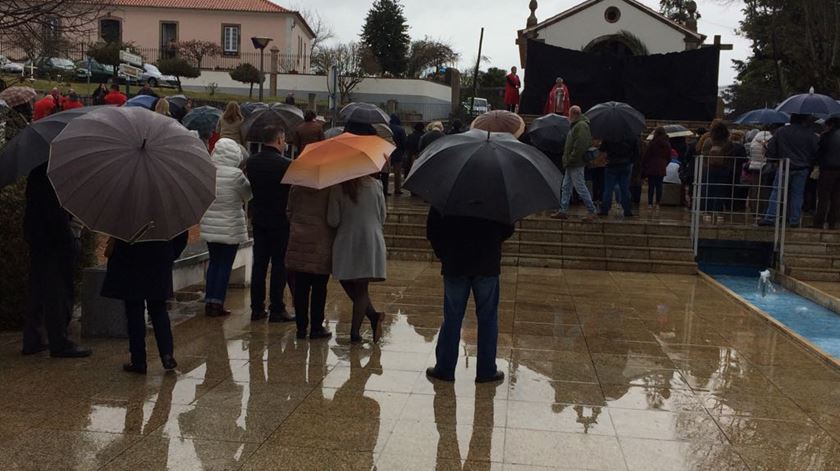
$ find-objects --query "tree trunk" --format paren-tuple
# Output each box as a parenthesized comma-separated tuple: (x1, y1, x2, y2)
(249, 82, 254, 98)
(176, 77, 182, 92)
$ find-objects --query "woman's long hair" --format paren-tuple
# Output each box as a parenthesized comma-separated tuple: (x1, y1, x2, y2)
(222, 101, 243, 123)
(341, 177, 365, 204)
(154, 98, 170, 116)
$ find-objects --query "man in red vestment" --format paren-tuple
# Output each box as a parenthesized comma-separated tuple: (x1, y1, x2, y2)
(544, 77, 571, 116)
(504, 66, 521, 112)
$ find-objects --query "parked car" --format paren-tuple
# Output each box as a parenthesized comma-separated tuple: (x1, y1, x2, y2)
(463, 97, 490, 116)
(28, 57, 77, 79)
(0, 55, 8, 67)
(140, 63, 178, 87)
(1, 61, 24, 74)
(75, 58, 116, 83)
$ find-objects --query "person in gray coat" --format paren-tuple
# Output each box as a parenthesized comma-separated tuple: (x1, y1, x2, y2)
(327, 175, 387, 343)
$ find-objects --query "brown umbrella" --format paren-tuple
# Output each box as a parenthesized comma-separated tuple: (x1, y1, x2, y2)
(48, 107, 216, 242)
(0, 86, 36, 108)
(470, 110, 526, 138)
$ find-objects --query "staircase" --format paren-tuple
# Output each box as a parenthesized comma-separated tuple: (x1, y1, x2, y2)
(784, 230, 840, 282)
(385, 206, 697, 274)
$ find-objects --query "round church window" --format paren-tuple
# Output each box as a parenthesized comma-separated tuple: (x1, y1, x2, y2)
(605, 6, 621, 23)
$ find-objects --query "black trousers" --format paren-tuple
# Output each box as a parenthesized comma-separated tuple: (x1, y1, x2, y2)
(815, 169, 840, 228)
(250, 225, 292, 314)
(292, 272, 329, 332)
(23, 242, 78, 353)
(125, 299, 172, 365)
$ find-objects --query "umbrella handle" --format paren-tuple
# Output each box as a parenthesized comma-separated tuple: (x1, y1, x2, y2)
(128, 221, 155, 244)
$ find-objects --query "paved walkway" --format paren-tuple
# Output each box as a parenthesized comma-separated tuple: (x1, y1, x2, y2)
(1, 261, 839, 470)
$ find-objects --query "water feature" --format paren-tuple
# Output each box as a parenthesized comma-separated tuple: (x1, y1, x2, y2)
(711, 272, 840, 361)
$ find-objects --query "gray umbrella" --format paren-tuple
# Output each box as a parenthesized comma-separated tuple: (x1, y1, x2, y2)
(166, 94, 189, 121)
(241, 103, 304, 142)
(324, 126, 344, 139)
(339, 102, 389, 124)
(585, 101, 646, 141)
(241, 102, 268, 118)
(183, 106, 222, 140)
(0, 106, 107, 188)
(47, 107, 216, 242)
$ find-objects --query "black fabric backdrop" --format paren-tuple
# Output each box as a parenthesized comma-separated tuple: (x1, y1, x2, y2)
(520, 40, 720, 121)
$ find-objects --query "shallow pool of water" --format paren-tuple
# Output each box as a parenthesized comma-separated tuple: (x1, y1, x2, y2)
(712, 274, 840, 360)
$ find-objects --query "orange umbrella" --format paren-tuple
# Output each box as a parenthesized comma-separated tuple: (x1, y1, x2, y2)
(281, 133, 395, 189)
(470, 110, 526, 137)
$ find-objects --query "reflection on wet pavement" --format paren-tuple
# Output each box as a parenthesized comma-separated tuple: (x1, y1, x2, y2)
(1, 261, 839, 470)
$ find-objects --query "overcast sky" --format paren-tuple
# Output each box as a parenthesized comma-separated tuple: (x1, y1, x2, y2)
(286, 0, 749, 85)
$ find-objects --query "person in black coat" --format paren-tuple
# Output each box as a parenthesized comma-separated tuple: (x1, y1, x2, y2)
(388, 114, 407, 195)
(245, 125, 295, 322)
(102, 232, 187, 374)
(424, 208, 514, 383)
(22, 164, 92, 358)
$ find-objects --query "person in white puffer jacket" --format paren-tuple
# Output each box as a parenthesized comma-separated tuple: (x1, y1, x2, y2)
(200, 138, 252, 317)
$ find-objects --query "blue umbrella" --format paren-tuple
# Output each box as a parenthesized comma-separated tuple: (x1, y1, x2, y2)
(183, 106, 222, 140)
(776, 88, 840, 117)
(125, 94, 158, 110)
(734, 108, 790, 125)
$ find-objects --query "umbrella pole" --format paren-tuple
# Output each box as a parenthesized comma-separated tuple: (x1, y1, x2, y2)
(470, 28, 484, 117)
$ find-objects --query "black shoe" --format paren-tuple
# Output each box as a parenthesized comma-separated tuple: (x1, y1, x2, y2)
(22, 343, 48, 355)
(425, 367, 455, 382)
(161, 354, 177, 370)
(310, 327, 332, 340)
(123, 362, 147, 374)
(350, 334, 363, 343)
(296, 330, 307, 339)
(269, 310, 295, 323)
(50, 345, 92, 358)
(370, 311, 385, 343)
(475, 371, 505, 384)
(206, 303, 231, 318)
(250, 310, 268, 321)
(757, 219, 775, 227)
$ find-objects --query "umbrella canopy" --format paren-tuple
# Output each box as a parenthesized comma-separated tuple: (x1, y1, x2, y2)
(183, 106, 222, 139)
(325, 126, 344, 139)
(339, 102, 389, 124)
(0, 99, 8, 109)
(48, 107, 216, 242)
(281, 133, 394, 189)
(404, 129, 563, 224)
(645, 124, 695, 141)
(165, 94, 189, 121)
(0, 106, 107, 188)
(776, 88, 840, 117)
(0, 86, 36, 108)
(241, 103, 304, 142)
(125, 94, 158, 110)
(526, 113, 571, 153)
(734, 108, 790, 125)
(585, 101, 646, 141)
(240, 102, 268, 118)
(471, 110, 526, 138)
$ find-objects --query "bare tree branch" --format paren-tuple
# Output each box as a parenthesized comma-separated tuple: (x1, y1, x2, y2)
(296, 8, 335, 57)
(0, 0, 107, 32)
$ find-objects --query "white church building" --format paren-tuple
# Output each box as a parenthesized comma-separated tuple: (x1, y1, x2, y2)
(517, 0, 708, 66)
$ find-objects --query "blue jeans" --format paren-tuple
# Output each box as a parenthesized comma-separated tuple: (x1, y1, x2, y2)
(205, 242, 239, 304)
(763, 168, 809, 225)
(435, 276, 500, 379)
(602, 164, 633, 216)
(559, 166, 596, 214)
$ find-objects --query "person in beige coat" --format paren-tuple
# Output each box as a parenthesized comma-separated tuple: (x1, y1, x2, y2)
(217, 101, 244, 144)
(286, 185, 334, 339)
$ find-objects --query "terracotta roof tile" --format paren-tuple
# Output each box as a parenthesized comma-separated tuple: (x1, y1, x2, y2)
(109, 0, 290, 13)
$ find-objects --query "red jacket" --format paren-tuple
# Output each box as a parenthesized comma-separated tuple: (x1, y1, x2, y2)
(504, 73, 521, 106)
(63, 99, 84, 110)
(33, 96, 56, 121)
(103, 90, 127, 106)
(642, 137, 672, 177)
(544, 83, 571, 116)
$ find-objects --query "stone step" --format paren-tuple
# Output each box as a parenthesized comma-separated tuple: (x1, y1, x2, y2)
(786, 230, 840, 244)
(786, 267, 840, 282)
(387, 247, 697, 274)
(785, 255, 835, 270)
(784, 242, 840, 256)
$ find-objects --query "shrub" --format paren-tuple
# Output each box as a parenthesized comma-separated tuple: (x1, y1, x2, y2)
(157, 57, 200, 92)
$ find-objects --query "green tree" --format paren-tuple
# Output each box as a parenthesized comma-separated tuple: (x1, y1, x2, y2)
(87, 41, 142, 79)
(406, 37, 459, 78)
(360, 0, 410, 77)
(229, 63, 263, 98)
(157, 57, 200, 92)
(480, 67, 507, 87)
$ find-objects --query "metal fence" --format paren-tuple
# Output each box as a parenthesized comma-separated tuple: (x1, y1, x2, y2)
(690, 154, 790, 265)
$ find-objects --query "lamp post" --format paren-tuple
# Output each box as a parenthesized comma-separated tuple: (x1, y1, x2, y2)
(251, 36, 273, 101)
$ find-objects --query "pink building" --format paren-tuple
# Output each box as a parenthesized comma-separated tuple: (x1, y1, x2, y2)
(97, 0, 314, 71)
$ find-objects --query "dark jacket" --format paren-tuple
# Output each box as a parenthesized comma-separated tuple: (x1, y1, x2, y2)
(389, 115, 407, 163)
(642, 137, 671, 177)
(101, 232, 188, 301)
(292, 120, 325, 153)
(562, 116, 592, 168)
(23, 164, 75, 250)
(599, 139, 639, 168)
(405, 131, 422, 158)
(136, 87, 159, 98)
(818, 128, 840, 170)
(766, 124, 819, 169)
(419, 130, 445, 153)
(426, 208, 515, 277)
(245, 146, 292, 230)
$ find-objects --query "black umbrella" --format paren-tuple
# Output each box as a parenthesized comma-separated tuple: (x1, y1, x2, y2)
(526, 113, 571, 153)
(241, 103, 304, 142)
(404, 129, 563, 224)
(776, 88, 840, 117)
(0, 106, 106, 188)
(339, 102, 389, 124)
(183, 106, 222, 140)
(585, 101, 646, 141)
(165, 94, 189, 121)
(241, 102, 268, 118)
